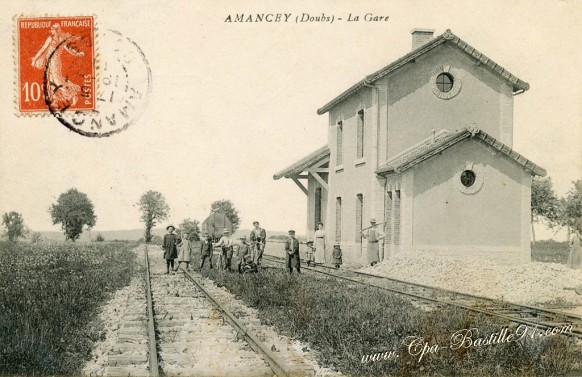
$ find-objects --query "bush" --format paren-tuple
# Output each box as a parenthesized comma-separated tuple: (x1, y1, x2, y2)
(0, 241, 137, 375)
(95, 233, 105, 242)
(201, 268, 582, 376)
(531, 240, 569, 263)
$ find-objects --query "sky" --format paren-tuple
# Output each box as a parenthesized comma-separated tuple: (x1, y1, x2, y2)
(0, 0, 580, 237)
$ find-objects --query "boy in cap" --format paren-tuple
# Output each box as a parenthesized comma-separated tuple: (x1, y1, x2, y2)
(199, 232, 213, 270)
(305, 239, 315, 267)
(215, 228, 234, 271)
(285, 230, 301, 273)
(162, 225, 178, 274)
(332, 242, 343, 269)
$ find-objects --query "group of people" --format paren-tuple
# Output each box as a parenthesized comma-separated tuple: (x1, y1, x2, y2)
(160, 218, 387, 275)
(161, 222, 267, 274)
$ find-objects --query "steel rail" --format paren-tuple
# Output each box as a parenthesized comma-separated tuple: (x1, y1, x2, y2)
(178, 266, 291, 377)
(262, 255, 582, 339)
(144, 246, 160, 377)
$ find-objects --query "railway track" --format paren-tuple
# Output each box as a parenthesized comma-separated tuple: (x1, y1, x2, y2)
(262, 254, 582, 340)
(142, 245, 301, 377)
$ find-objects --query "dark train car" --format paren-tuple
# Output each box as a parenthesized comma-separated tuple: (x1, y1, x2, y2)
(201, 210, 233, 241)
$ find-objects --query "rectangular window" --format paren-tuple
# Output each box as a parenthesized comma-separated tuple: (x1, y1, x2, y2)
(384, 191, 393, 245)
(356, 194, 363, 243)
(357, 110, 364, 159)
(394, 190, 401, 248)
(314, 187, 322, 226)
(336, 121, 343, 166)
(335, 197, 342, 242)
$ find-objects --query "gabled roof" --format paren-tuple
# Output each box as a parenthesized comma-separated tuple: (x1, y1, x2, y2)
(317, 29, 529, 115)
(376, 127, 546, 177)
(273, 145, 330, 180)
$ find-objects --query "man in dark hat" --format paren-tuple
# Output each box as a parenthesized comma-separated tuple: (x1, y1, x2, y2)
(249, 221, 267, 267)
(285, 230, 301, 273)
(235, 235, 251, 273)
(199, 232, 213, 270)
(162, 225, 178, 274)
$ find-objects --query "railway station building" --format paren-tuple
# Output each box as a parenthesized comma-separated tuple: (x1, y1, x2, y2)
(274, 29, 546, 266)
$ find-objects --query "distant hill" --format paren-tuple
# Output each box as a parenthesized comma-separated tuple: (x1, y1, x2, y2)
(37, 228, 301, 242)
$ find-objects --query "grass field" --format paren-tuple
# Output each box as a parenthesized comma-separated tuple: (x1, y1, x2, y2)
(202, 267, 582, 376)
(0, 240, 138, 376)
(531, 240, 570, 264)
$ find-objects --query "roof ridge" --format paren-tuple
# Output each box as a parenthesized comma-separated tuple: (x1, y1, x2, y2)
(376, 127, 545, 176)
(317, 29, 529, 115)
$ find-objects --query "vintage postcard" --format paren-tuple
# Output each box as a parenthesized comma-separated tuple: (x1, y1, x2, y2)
(1, 1, 581, 376)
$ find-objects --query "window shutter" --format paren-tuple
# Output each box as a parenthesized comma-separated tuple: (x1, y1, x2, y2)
(335, 197, 342, 242)
(356, 194, 363, 243)
(336, 122, 343, 165)
(357, 110, 364, 159)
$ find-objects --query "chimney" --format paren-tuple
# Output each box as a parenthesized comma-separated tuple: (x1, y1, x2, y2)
(411, 28, 435, 50)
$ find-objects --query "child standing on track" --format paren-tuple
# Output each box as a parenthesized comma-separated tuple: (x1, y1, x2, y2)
(332, 242, 342, 269)
(162, 225, 178, 274)
(305, 240, 315, 267)
(176, 232, 193, 271)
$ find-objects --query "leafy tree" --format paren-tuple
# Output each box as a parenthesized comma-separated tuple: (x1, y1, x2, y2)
(559, 180, 582, 232)
(211, 199, 241, 232)
(138, 191, 170, 243)
(531, 176, 560, 243)
(30, 232, 43, 243)
(95, 233, 105, 242)
(49, 189, 97, 241)
(151, 234, 163, 245)
(2, 211, 27, 242)
(179, 218, 200, 241)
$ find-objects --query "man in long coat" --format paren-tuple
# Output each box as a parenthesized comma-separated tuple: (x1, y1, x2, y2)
(285, 230, 301, 273)
(362, 218, 384, 266)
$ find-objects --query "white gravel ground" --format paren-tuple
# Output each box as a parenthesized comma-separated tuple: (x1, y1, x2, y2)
(359, 251, 582, 316)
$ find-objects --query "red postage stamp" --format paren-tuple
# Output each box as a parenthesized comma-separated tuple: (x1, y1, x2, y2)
(17, 16, 95, 114)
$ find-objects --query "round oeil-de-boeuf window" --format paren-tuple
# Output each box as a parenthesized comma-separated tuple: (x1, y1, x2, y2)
(460, 170, 476, 187)
(430, 65, 461, 99)
(455, 163, 484, 194)
(436, 73, 454, 93)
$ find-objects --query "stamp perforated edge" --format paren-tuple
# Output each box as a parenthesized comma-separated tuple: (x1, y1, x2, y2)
(13, 14, 100, 118)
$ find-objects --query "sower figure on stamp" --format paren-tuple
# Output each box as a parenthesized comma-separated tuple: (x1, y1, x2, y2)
(199, 232, 213, 270)
(250, 221, 267, 267)
(31, 23, 84, 109)
(215, 228, 234, 271)
(285, 230, 301, 274)
(162, 225, 178, 274)
(361, 218, 384, 267)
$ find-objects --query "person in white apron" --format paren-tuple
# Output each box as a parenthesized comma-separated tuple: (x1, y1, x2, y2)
(362, 218, 384, 266)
